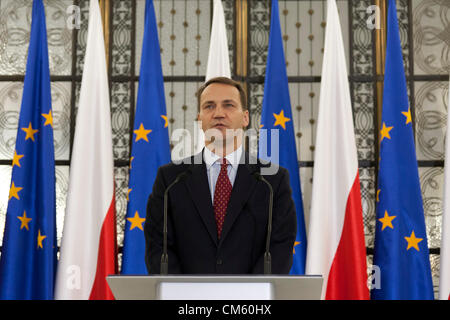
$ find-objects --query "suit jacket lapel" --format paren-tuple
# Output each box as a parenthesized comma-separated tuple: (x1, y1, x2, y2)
(184, 150, 260, 247)
(219, 152, 259, 245)
(185, 151, 218, 246)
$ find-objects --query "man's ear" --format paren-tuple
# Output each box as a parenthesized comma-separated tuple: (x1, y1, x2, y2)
(243, 110, 249, 128)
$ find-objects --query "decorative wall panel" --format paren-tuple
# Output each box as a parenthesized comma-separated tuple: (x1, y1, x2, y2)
(351, 0, 374, 75)
(51, 82, 71, 160)
(419, 167, 444, 249)
(0, 82, 22, 160)
(112, 0, 132, 76)
(412, 0, 450, 75)
(0, 0, 73, 75)
(415, 81, 447, 161)
(111, 82, 131, 161)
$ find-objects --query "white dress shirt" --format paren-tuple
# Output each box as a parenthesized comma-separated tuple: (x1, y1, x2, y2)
(203, 145, 243, 203)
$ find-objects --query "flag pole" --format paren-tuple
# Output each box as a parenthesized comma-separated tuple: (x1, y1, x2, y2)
(99, 0, 111, 68)
(374, 0, 387, 144)
(235, 0, 249, 147)
(235, 0, 248, 80)
(374, 0, 387, 191)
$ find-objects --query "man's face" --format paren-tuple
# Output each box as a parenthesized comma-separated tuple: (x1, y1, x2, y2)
(197, 82, 249, 143)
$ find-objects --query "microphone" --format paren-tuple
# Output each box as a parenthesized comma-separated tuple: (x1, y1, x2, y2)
(253, 171, 273, 275)
(161, 169, 191, 275)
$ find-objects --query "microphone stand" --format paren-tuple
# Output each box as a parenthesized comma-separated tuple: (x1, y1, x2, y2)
(253, 172, 273, 275)
(161, 170, 190, 275)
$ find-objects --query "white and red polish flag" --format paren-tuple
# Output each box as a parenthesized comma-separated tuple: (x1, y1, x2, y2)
(439, 75, 450, 300)
(305, 0, 369, 300)
(205, 0, 231, 82)
(192, 0, 231, 156)
(55, 0, 117, 300)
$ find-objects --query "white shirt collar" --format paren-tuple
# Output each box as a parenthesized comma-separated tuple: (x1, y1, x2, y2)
(203, 144, 243, 170)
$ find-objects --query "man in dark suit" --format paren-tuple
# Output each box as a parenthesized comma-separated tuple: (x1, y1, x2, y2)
(144, 77, 297, 274)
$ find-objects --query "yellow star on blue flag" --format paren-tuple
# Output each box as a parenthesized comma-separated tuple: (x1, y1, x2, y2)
(371, 0, 433, 300)
(121, 0, 171, 274)
(258, 0, 306, 275)
(0, 0, 56, 300)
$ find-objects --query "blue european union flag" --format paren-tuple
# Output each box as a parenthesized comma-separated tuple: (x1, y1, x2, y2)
(258, 0, 306, 275)
(371, 0, 434, 300)
(0, 0, 56, 300)
(121, 0, 171, 274)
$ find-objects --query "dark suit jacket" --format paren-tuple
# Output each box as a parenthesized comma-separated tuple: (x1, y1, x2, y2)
(144, 150, 297, 274)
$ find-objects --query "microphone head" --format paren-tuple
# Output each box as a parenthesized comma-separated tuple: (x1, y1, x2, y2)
(176, 168, 192, 181)
(183, 168, 192, 178)
(253, 171, 263, 181)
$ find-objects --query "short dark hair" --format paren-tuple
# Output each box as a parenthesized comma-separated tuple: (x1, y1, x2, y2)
(196, 77, 248, 112)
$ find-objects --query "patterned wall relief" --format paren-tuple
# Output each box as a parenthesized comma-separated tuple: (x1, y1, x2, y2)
(75, 0, 89, 76)
(397, 0, 411, 75)
(0, 0, 73, 75)
(281, 0, 349, 77)
(413, 0, 450, 75)
(249, 0, 269, 77)
(112, 0, 132, 76)
(351, 0, 374, 76)
(115, 166, 129, 250)
(419, 166, 444, 296)
(50, 82, 71, 161)
(419, 167, 444, 249)
(0, 81, 70, 160)
(223, 0, 234, 74)
(111, 82, 131, 161)
(138, 0, 211, 77)
(351, 0, 375, 164)
(360, 167, 376, 248)
(55, 166, 69, 246)
(415, 81, 448, 161)
(162, 81, 203, 159)
(430, 253, 440, 297)
(353, 82, 376, 161)
(0, 82, 22, 160)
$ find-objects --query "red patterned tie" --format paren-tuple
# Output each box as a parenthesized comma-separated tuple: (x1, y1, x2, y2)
(213, 158, 232, 239)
